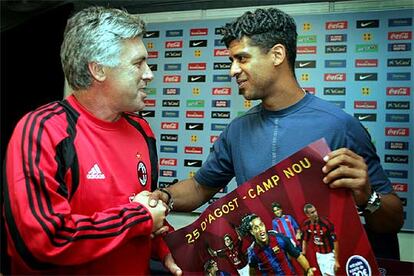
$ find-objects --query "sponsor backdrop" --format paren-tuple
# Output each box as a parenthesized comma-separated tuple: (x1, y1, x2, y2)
(141, 9, 413, 231)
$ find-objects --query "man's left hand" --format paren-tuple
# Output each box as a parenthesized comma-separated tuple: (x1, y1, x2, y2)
(322, 148, 371, 206)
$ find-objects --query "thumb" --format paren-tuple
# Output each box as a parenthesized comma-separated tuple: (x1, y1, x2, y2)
(164, 254, 183, 276)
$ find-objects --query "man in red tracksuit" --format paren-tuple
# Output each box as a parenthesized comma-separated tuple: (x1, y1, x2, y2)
(3, 6, 182, 275)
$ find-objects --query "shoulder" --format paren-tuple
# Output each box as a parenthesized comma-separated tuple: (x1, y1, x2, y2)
(320, 216, 334, 225)
(15, 101, 67, 132)
(228, 104, 261, 125)
(123, 112, 155, 138)
(306, 94, 356, 125)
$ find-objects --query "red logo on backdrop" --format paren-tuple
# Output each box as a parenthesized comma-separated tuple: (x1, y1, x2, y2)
(160, 158, 177, 166)
(325, 21, 348, 30)
(303, 87, 315, 94)
(392, 183, 408, 192)
(184, 146, 203, 154)
(385, 127, 409, 136)
(144, 99, 156, 107)
(186, 111, 204, 118)
(388, 31, 412, 40)
(165, 41, 183, 48)
(324, 73, 346, 81)
(190, 28, 208, 36)
(161, 122, 179, 130)
(297, 46, 317, 54)
(212, 87, 232, 95)
(163, 75, 181, 83)
(355, 59, 378, 67)
(386, 87, 410, 96)
(354, 101, 377, 109)
(214, 49, 229, 56)
(210, 136, 218, 143)
(148, 51, 159, 58)
(188, 63, 207, 70)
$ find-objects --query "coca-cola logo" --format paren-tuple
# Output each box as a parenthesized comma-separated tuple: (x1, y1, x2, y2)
(324, 73, 346, 81)
(392, 183, 408, 192)
(212, 87, 231, 95)
(159, 158, 177, 166)
(386, 87, 410, 96)
(161, 122, 179, 130)
(165, 41, 183, 48)
(210, 136, 218, 143)
(325, 21, 348, 30)
(388, 31, 412, 40)
(214, 49, 229, 56)
(163, 75, 181, 83)
(385, 127, 409, 136)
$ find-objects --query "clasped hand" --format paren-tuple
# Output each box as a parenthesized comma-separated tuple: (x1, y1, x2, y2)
(132, 191, 169, 235)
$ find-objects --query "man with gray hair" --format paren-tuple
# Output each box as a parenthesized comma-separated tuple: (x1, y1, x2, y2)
(3, 6, 181, 275)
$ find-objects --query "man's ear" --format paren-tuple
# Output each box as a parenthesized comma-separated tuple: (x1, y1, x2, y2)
(88, 62, 106, 82)
(271, 44, 286, 66)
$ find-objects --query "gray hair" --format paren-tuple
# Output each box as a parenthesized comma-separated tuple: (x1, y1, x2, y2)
(60, 6, 146, 90)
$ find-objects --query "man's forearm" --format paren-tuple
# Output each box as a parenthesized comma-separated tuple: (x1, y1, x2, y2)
(166, 178, 220, 212)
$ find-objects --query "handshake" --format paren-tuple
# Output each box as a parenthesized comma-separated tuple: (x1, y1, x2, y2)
(131, 190, 170, 235)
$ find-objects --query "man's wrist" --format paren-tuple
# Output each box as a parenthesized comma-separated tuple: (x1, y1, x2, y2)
(158, 188, 174, 210)
(357, 190, 381, 215)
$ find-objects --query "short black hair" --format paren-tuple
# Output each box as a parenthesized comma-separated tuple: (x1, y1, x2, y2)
(221, 8, 297, 74)
(239, 213, 259, 236)
(272, 202, 282, 209)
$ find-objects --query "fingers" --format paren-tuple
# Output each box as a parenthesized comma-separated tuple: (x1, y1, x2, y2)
(148, 190, 163, 207)
(151, 225, 170, 238)
(322, 148, 368, 187)
(322, 148, 371, 205)
(164, 254, 183, 276)
(323, 148, 366, 173)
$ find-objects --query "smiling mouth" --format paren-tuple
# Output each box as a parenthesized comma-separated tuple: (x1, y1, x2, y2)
(237, 79, 247, 88)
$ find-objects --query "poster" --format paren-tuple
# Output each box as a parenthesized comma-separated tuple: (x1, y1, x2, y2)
(164, 138, 379, 275)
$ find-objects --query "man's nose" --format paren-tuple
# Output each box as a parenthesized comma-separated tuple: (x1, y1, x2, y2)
(230, 62, 241, 77)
